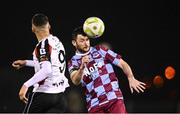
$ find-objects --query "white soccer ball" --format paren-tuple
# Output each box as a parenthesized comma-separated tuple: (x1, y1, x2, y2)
(83, 17, 105, 38)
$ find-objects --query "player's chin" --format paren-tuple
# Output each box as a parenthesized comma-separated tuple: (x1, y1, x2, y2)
(83, 47, 90, 52)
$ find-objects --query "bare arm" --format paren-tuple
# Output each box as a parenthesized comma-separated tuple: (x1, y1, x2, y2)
(70, 67, 84, 85)
(19, 61, 52, 103)
(118, 59, 146, 93)
(70, 55, 89, 85)
(118, 59, 134, 79)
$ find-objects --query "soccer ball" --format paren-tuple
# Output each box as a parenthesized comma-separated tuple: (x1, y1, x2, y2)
(83, 17, 105, 38)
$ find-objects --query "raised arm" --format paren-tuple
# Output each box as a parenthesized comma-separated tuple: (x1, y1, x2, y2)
(12, 60, 34, 69)
(70, 55, 89, 85)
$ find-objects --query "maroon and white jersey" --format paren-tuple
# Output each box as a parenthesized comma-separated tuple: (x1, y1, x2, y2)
(68, 45, 123, 111)
(31, 34, 69, 93)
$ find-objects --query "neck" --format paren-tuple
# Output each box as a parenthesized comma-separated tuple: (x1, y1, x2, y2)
(76, 50, 86, 54)
(76, 47, 91, 55)
(35, 30, 50, 42)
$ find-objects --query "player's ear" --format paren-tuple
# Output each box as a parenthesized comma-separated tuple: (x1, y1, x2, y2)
(32, 26, 35, 32)
(72, 40, 76, 47)
(48, 23, 51, 29)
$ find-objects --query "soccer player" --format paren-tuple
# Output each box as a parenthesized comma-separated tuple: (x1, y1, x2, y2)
(68, 26, 146, 113)
(12, 13, 69, 113)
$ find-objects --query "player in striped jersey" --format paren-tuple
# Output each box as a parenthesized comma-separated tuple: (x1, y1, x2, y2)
(68, 27, 146, 113)
(12, 13, 69, 113)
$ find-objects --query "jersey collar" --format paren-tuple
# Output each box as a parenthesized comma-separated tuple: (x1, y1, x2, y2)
(75, 47, 92, 56)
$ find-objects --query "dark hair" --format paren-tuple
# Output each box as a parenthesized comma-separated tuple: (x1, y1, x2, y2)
(72, 26, 87, 40)
(32, 13, 49, 27)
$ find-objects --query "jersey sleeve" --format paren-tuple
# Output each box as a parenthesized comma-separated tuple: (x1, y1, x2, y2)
(98, 45, 121, 66)
(25, 60, 34, 67)
(24, 61, 52, 87)
(35, 39, 52, 62)
(68, 58, 79, 75)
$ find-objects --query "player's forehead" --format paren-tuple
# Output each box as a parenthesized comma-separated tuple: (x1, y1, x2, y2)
(76, 34, 89, 40)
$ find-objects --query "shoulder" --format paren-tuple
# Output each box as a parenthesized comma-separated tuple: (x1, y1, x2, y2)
(48, 35, 65, 48)
(68, 54, 82, 65)
(69, 55, 78, 62)
(68, 56, 78, 66)
(48, 35, 61, 44)
(94, 44, 108, 52)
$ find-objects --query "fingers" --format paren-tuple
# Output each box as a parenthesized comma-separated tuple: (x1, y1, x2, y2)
(12, 61, 17, 66)
(19, 85, 28, 104)
(12, 64, 20, 70)
(130, 81, 146, 94)
(136, 85, 145, 93)
(133, 86, 140, 93)
(19, 95, 28, 104)
(23, 97, 28, 104)
(140, 82, 146, 86)
(139, 83, 146, 90)
(12, 64, 20, 68)
(12, 61, 19, 66)
(130, 87, 133, 94)
(81, 55, 90, 67)
(80, 56, 90, 69)
(82, 55, 90, 63)
(12, 60, 23, 69)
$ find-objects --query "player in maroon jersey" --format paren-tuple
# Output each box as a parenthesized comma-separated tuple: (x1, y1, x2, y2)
(68, 26, 146, 113)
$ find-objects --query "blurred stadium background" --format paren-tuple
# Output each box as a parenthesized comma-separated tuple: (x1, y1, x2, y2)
(0, 0, 179, 113)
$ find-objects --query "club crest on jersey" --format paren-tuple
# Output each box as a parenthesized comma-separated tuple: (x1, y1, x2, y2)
(92, 52, 100, 59)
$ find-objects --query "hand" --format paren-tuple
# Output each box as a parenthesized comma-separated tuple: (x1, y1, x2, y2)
(128, 77, 146, 94)
(80, 55, 90, 69)
(19, 85, 28, 104)
(12, 60, 26, 70)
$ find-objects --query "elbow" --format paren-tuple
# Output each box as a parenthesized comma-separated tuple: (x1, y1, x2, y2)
(72, 80, 80, 86)
(71, 77, 80, 86)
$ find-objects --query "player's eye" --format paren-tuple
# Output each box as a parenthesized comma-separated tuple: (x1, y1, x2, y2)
(79, 40, 84, 43)
(85, 39, 89, 42)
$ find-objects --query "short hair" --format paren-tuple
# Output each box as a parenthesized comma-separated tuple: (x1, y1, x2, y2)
(72, 26, 87, 40)
(32, 13, 49, 27)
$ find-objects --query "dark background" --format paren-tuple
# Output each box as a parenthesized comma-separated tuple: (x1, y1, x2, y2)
(0, 0, 179, 113)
